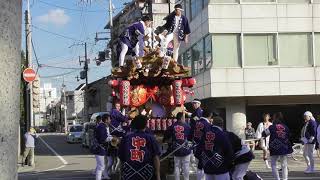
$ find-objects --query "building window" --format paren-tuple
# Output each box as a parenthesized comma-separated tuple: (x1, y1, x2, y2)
(278, 0, 310, 3)
(192, 39, 204, 75)
(244, 34, 277, 66)
(279, 33, 313, 66)
(241, 0, 275, 2)
(183, 49, 192, 68)
(204, 35, 212, 68)
(213, 34, 241, 67)
(315, 33, 320, 66)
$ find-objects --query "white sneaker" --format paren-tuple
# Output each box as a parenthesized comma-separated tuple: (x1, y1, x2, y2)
(266, 164, 271, 169)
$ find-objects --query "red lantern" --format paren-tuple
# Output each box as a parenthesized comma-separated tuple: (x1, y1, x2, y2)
(173, 80, 183, 105)
(167, 118, 173, 127)
(161, 118, 167, 131)
(108, 80, 119, 87)
(150, 118, 156, 131)
(182, 78, 196, 87)
(156, 118, 162, 131)
(147, 119, 150, 129)
(119, 80, 131, 106)
(173, 118, 177, 124)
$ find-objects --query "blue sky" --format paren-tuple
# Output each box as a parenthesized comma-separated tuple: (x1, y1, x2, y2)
(22, 0, 130, 92)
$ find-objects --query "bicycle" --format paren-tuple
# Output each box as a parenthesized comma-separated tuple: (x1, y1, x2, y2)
(290, 143, 320, 161)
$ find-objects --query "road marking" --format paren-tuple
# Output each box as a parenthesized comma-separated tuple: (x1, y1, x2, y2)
(41, 177, 94, 180)
(38, 136, 68, 165)
(263, 177, 320, 180)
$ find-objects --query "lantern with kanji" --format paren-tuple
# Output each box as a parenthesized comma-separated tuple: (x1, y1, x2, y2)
(119, 80, 131, 106)
(173, 80, 183, 105)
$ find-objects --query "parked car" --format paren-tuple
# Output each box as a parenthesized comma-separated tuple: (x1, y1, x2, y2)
(35, 126, 49, 133)
(66, 125, 83, 143)
(89, 112, 109, 123)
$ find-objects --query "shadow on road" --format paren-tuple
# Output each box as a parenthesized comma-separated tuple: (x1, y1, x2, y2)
(19, 169, 121, 180)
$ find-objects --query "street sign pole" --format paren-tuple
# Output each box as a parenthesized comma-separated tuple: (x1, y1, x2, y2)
(25, 0, 33, 128)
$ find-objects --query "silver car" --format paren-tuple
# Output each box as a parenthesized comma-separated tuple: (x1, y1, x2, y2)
(66, 125, 83, 143)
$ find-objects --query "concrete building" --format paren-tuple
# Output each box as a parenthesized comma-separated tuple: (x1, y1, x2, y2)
(106, 0, 174, 66)
(38, 83, 57, 126)
(178, 0, 320, 139)
(65, 83, 85, 122)
(0, 0, 21, 178)
(85, 76, 113, 117)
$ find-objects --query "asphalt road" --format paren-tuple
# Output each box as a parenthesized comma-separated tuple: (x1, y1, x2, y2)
(18, 134, 320, 180)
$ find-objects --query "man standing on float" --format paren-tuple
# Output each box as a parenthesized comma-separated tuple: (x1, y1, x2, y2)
(162, 4, 191, 62)
(118, 15, 152, 67)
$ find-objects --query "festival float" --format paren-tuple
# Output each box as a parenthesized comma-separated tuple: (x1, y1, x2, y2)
(108, 47, 196, 133)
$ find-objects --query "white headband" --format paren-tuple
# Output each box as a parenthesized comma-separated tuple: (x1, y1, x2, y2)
(192, 100, 201, 104)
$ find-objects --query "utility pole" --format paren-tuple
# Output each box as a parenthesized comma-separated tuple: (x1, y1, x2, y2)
(25, 0, 34, 129)
(71, 42, 89, 121)
(84, 42, 89, 122)
(0, 0, 22, 178)
(62, 77, 67, 133)
(109, 0, 113, 30)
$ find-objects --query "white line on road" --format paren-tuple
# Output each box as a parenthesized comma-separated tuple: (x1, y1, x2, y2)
(41, 177, 94, 180)
(38, 136, 68, 165)
(263, 177, 320, 180)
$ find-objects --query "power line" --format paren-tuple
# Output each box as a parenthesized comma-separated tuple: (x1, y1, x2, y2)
(32, 25, 83, 42)
(31, 38, 41, 68)
(40, 70, 79, 78)
(37, 0, 106, 13)
(40, 64, 83, 70)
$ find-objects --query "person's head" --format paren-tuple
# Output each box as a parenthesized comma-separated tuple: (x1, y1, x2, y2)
(141, 15, 152, 27)
(192, 99, 201, 110)
(202, 109, 213, 123)
(176, 112, 185, 123)
(115, 102, 121, 111)
(247, 122, 252, 128)
(101, 114, 111, 125)
(96, 115, 102, 124)
(272, 112, 283, 124)
(29, 128, 35, 133)
(212, 116, 224, 129)
(174, 4, 183, 16)
(262, 113, 270, 122)
(131, 115, 148, 130)
(304, 111, 314, 122)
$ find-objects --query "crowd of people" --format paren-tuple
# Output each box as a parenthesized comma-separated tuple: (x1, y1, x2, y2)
(91, 99, 320, 180)
(90, 99, 255, 180)
(244, 111, 320, 180)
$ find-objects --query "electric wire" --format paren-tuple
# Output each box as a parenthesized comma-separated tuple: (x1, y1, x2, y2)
(32, 25, 83, 42)
(37, 0, 106, 13)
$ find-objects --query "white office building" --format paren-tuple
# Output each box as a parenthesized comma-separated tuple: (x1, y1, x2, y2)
(40, 83, 57, 114)
(179, 0, 320, 139)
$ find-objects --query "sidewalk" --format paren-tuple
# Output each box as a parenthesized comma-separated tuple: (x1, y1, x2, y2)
(249, 150, 320, 172)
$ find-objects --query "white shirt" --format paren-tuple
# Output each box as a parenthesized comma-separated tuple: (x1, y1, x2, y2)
(255, 122, 272, 139)
(173, 15, 181, 34)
